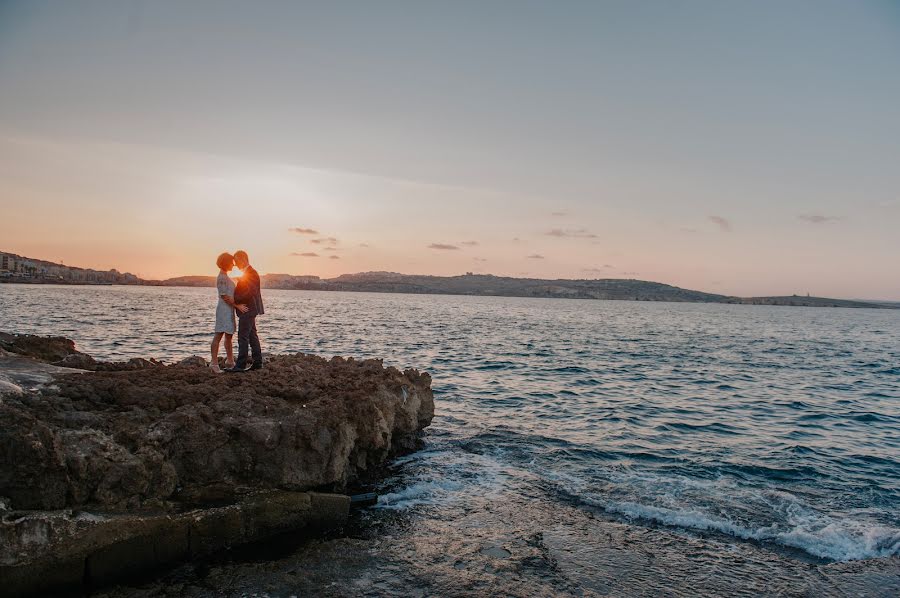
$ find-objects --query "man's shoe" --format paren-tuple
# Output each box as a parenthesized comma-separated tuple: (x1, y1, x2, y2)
(249, 363, 263, 371)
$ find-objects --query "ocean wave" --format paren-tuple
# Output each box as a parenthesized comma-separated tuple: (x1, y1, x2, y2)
(376, 448, 511, 511)
(595, 499, 900, 562)
(543, 468, 900, 562)
(377, 479, 465, 510)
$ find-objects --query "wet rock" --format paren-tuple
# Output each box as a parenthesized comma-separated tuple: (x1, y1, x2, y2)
(53, 352, 98, 369)
(176, 355, 207, 368)
(0, 338, 434, 512)
(0, 332, 97, 370)
(95, 357, 165, 371)
(0, 490, 351, 596)
(0, 378, 23, 395)
(481, 546, 512, 559)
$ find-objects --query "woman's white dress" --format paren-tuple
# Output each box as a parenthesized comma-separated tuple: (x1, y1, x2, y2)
(215, 272, 236, 334)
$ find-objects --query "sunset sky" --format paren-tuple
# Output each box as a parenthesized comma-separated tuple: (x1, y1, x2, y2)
(1, 1, 899, 299)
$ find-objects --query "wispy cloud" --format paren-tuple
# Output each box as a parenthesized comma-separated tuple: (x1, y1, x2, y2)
(290, 252, 319, 257)
(328, 255, 340, 260)
(359, 243, 371, 248)
(798, 213, 838, 224)
(310, 237, 339, 245)
(473, 257, 488, 262)
(289, 227, 319, 235)
(323, 247, 340, 252)
(428, 243, 460, 250)
(460, 240, 479, 246)
(708, 216, 732, 232)
(546, 228, 597, 239)
(527, 254, 545, 259)
(551, 211, 567, 217)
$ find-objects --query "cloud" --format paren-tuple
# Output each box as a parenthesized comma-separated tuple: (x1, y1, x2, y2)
(546, 228, 597, 239)
(323, 247, 340, 252)
(473, 257, 488, 262)
(290, 252, 319, 257)
(428, 243, 460, 250)
(511, 237, 524, 243)
(289, 227, 318, 235)
(359, 243, 371, 248)
(310, 237, 339, 245)
(708, 216, 732, 232)
(798, 213, 838, 224)
(329, 255, 340, 260)
(460, 241, 479, 246)
(551, 211, 567, 217)
(526, 254, 545, 259)
(621, 271, 640, 276)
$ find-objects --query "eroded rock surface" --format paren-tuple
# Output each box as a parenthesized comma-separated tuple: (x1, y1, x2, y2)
(0, 331, 97, 369)
(0, 335, 434, 512)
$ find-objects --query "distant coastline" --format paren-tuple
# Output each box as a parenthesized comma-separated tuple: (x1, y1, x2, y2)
(2, 250, 896, 309)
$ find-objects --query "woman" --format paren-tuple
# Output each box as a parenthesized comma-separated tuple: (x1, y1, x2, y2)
(210, 252, 240, 373)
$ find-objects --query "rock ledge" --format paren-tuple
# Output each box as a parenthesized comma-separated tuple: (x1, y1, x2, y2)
(1, 334, 434, 512)
(0, 333, 434, 595)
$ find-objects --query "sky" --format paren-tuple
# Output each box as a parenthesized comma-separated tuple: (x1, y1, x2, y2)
(1, 1, 899, 299)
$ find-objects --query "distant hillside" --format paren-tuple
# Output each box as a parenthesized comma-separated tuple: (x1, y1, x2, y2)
(156, 271, 895, 309)
(323, 273, 734, 303)
(157, 272, 730, 302)
(739, 296, 896, 309)
(3, 250, 895, 309)
(156, 275, 215, 287)
(158, 274, 324, 289)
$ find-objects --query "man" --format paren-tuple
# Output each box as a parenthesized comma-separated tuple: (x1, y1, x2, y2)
(226, 250, 264, 372)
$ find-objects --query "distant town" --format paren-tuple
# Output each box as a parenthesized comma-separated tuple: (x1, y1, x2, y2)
(0, 251, 142, 285)
(1, 250, 896, 309)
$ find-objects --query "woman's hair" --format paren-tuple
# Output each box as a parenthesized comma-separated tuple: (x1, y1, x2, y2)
(216, 252, 234, 271)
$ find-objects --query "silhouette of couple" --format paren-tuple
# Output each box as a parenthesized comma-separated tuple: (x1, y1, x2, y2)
(210, 250, 264, 373)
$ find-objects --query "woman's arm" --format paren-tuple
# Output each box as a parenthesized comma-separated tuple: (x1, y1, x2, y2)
(221, 294, 249, 313)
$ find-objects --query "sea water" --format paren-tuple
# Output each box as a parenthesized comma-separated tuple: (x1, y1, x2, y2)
(3, 284, 898, 596)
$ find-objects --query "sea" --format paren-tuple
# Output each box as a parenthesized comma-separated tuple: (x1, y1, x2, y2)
(2, 283, 899, 597)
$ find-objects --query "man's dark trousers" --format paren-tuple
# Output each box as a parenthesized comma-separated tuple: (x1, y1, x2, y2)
(235, 313, 262, 369)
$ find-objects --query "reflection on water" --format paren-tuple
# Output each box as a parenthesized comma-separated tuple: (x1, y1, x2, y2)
(3, 284, 899, 595)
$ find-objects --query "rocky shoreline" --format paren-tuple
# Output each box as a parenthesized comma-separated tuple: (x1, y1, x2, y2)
(0, 333, 434, 596)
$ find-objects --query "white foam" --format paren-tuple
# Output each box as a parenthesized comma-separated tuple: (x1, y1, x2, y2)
(597, 498, 900, 561)
(557, 470, 900, 562)
(379, 449, 900, 562)
(376, 447, 511, 511)
(377, 479, 465, 510)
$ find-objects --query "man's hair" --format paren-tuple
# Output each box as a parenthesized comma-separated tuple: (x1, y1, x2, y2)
(216, 252, 233, 270)
(234, 250, 249, 262)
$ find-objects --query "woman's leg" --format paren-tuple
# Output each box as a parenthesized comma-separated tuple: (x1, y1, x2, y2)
(211, 332, 224, 366)
(224, 333, 235, 367)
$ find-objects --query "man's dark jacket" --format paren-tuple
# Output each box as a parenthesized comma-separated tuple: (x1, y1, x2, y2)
(234, 266, 265, 317)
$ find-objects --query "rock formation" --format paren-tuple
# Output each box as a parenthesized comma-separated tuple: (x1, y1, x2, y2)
(0, 333, 434, 595)
(0, 333, 435, 512)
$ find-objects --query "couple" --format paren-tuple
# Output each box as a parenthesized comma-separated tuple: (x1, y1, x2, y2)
(210, 250, 264, 373)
